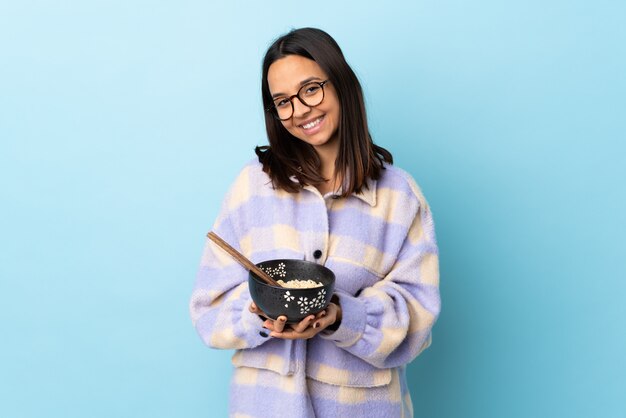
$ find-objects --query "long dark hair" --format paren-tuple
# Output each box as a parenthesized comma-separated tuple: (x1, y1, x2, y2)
(255, 27, 393, 196)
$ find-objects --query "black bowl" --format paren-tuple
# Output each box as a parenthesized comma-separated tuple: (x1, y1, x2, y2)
(248, 259, 335, 324)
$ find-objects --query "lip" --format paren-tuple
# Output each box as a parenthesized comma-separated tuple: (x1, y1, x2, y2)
(297, 115, 325, 128)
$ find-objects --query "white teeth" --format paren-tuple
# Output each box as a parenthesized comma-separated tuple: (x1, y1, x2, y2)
(302, 116, 323, 129)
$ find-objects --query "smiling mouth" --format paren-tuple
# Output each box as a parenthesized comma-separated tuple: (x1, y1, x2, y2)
(299, 115, 325, 129)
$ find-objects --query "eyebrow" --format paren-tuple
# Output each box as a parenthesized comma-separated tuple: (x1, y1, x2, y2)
(271, 77, 323, 99)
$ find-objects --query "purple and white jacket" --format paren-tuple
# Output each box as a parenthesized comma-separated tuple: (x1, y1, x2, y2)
(190, 159, 440, 417)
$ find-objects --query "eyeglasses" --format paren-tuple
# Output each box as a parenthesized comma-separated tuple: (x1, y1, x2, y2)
(266, 80, 330, 121)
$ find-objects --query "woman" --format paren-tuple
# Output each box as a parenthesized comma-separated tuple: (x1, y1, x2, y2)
(190, 27, 441, 417)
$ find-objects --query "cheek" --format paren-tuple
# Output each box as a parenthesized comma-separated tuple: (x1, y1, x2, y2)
(280, 121, 294, 132)
(328, 101, 340, 121)
(285, 124, 301, 137)
(329, 109, 340, 126)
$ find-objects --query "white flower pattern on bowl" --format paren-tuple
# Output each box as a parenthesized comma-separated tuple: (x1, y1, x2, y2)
(261, 265, 328, 314)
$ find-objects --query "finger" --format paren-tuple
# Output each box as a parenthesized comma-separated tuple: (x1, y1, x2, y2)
(250, 302, 271, 320)
(250, 301, 266, 315)
(315, 310, 327, 320)
(273, 316, 288, 333)
(273, 311, 334, 339)
(271, 327, 316, 340)
(262, 319, 283, 332)
(310, 304, 339, 332)
(291, 315, 316, 333)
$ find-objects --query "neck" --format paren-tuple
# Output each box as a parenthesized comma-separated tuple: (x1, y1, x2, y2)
(314, 137, 341, 195)
(314, 134, 340, 178)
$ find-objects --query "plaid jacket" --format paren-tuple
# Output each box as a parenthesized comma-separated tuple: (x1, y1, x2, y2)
(190, 159, 440, 416)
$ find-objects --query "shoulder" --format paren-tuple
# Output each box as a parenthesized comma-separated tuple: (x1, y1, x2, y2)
(220, 158, 279, 211)
(228, 158, 271, 190)
(377, 163, 429, 209)
(237, 157, 267, 178)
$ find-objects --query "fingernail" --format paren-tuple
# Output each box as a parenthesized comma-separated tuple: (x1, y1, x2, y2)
(313, 322, 320, 329)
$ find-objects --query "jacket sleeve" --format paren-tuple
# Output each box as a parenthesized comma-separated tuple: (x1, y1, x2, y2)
(320, 192, 441, 369)
(189, 171, 269, 350)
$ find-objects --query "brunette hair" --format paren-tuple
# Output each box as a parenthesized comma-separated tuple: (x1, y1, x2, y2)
(255, 27, 392, 196)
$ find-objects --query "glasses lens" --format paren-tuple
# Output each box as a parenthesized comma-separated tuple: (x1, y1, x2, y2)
(273, 97, 293, 120)
(299, 82, 324, 107)
(270, 82, 325, 120)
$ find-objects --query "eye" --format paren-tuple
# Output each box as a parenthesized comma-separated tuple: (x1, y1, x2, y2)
(275, 98, 290, 107)
(304, 85, 320, 94)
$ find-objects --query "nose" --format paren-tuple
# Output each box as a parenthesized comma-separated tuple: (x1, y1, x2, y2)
(291, 96, 311, 118)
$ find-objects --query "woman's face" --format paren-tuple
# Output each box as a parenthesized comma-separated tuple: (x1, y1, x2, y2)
(267, 55, 341, 151)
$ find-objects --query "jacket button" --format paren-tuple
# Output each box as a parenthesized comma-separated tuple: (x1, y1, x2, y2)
(313, 250, 322, 259)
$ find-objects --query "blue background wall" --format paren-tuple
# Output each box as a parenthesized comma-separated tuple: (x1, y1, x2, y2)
(1, 1, 624, 417)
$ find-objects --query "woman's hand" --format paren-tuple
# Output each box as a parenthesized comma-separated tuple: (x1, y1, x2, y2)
(261, 302, 342, 340)
(249, 301, 325, 335)
(249, 301, 289, 333)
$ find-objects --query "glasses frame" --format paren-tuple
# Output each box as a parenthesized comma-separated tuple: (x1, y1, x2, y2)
(266, 80, 330, 121)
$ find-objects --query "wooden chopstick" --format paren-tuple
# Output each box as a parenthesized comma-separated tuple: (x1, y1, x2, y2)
(207, 231, 280, 287)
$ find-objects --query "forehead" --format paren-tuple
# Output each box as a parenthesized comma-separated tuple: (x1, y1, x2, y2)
(267, 55, 327, 95)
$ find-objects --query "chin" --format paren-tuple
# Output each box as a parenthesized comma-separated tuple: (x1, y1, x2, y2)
(300, 136, 331, 148)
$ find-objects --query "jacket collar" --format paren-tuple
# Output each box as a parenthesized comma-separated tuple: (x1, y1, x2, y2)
(351, 176, 377, 206)
(296, 176, 377, 207)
